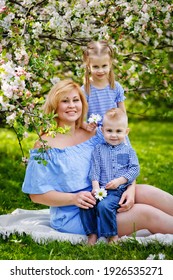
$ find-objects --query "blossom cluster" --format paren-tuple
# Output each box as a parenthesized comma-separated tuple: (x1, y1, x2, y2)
(0, 0, 173, 156)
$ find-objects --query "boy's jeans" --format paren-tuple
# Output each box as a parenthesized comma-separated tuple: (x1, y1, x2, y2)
(80, 187, 126, 238)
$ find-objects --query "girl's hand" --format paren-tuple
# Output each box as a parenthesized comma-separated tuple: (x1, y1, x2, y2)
(86, 122, 97, 132)
(75, 191, 96, 209)
(117, 188, 135, 212)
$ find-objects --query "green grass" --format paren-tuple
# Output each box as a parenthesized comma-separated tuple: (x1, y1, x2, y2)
(0, 121, 173, 260)
(0, 234, 173, 260)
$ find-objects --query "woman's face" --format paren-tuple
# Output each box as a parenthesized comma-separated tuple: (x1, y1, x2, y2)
(57, 89, 83, 126)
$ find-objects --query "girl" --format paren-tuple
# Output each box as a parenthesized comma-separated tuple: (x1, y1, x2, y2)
(81, 40, 126, 131)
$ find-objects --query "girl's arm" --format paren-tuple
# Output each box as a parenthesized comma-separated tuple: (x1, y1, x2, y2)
(117, 181, 136, 212)
(81, 121, 97, 132)
(118, 101, 126, 113)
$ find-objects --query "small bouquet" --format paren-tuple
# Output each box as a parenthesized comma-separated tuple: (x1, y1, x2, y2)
(94, 188, 107, 201)
(88, 114, 102, 124)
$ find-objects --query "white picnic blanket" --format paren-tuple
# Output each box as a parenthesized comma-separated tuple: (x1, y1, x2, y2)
(0, 208, 173, 245)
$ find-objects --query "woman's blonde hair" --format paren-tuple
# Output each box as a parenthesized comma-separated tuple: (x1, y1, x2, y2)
(83, 40, 115, 94)
(43, 79, 88, 128)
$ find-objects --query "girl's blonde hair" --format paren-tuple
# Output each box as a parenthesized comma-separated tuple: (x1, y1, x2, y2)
(83, 40, 115, 94)
(43, 79, 88, 128)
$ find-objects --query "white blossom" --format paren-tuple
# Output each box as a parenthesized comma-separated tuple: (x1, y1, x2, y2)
(32, 22, 43, 38)
(1, 82, 14, 98)
(94, 188, 107, 201)
(6, 112, 16, 125)
(32, 82, 42, 92)
(22, 0, 35, 6)
(158, 253, 165, 260)
(0, 96, 8, 110)
(0, 1, 6, 9)
(88, 114, 102, 124)
(22, 157, 29, 164)
(140, 12, 150, 23)
(0, 61, 15, 79)
(0, 13, 14, 29)
(129, 77, 136, 86)
(50, 77, 60, 85)
(124, 15, 133, 27)
(128, 65, 136, 73)
(154, 40, 159, 48)
(146, 253, 165, 260)
(23, 131, 29, 138)
(156, 28, 163, 36)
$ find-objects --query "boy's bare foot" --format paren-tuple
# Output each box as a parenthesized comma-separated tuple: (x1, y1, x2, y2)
(108, 235, 119, 244)
(88, 234, 97, 245)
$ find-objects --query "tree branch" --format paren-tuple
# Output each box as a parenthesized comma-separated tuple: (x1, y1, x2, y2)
(8, 0, 25, 8)
(38, 34, 92, 45)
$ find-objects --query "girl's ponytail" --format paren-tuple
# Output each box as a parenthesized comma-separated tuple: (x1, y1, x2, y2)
(84, 66, 90, 94)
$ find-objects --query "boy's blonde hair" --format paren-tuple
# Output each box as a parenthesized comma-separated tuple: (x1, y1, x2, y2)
(103, 108, 128, 127)
(43, 79, 88, 128)
(83, 40, 115, 94)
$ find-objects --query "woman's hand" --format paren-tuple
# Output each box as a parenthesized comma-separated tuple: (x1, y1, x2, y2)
(75, 191, 96, 209)
(117, 183, 135, 213)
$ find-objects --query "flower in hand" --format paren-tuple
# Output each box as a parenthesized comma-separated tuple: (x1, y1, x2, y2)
(94, 188, 107, 201)
(88, 114, 102, 124)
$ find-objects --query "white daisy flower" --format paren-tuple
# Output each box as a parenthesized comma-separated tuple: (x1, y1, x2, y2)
(94, 188, 107, 201)
(88, 114, 102, 124)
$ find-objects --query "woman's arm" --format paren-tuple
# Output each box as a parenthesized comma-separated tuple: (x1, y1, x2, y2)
(30, 190, 96, 209)
(117, 181, 136, 212)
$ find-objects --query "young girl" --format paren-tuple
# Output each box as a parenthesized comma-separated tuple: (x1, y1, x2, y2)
(81, 40, 126, 131)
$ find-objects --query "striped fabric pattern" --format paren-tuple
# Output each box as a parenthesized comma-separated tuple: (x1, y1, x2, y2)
(81, 81, 126, 120)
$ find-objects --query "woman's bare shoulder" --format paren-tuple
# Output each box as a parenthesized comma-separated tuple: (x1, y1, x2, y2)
(33, 129, 97, 149)
(33, 140, 42, 149)
(33, 134, 49, 149)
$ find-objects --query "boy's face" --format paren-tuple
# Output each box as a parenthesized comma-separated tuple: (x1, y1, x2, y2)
(102, 118, 129, 146)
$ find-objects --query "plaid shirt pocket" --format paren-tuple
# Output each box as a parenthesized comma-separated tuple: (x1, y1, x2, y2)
(117, 153, 129, 165)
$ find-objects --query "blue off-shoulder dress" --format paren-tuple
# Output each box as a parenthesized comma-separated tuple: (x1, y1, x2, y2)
(22, 128, 104, 235)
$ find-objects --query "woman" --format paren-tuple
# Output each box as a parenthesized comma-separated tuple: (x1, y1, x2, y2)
(22, 79, 173, 237)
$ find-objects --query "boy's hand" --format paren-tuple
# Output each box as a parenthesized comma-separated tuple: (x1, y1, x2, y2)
(106, 177, 128, 190)
(106, 179, 120, 189)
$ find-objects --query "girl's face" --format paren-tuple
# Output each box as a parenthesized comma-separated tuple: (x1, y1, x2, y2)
(89, 54, 111, 83)
(57, 90, 82, 126)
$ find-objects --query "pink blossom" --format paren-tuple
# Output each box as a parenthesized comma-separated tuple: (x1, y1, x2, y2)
(0, 7, 7, 13)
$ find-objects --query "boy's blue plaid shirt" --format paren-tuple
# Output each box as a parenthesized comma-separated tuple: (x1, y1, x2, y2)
(89, 142, 140, 187)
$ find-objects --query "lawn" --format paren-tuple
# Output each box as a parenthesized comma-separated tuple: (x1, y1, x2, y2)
(0, 120, 173, 260)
